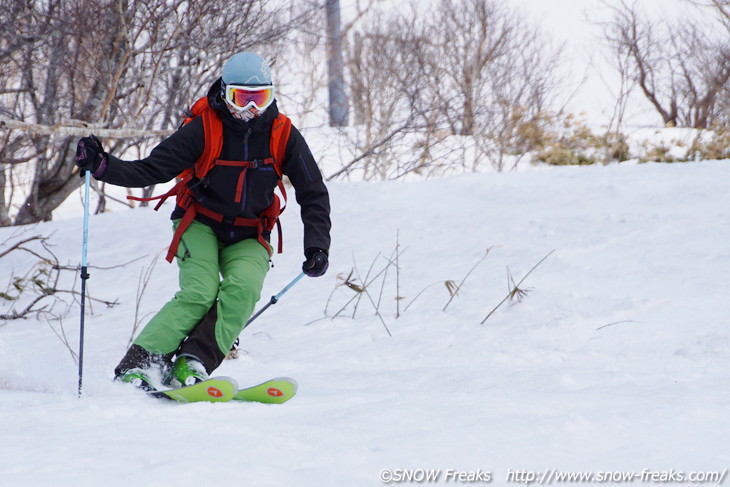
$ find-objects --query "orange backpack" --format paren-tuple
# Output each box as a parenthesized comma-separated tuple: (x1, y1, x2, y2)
(129, 97, 292, 263)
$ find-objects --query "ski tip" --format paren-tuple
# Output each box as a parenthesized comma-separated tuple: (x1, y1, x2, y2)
(270, 377, 298, 394)
(231, 377, 298, 404)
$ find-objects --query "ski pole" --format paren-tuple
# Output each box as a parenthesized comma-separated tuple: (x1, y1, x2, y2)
(78, 170, 91, 397)
(243, 271, 305, 331)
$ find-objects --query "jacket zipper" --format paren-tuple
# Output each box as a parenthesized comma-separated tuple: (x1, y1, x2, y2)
(243, 128, 251, 160)
(241, 127, 252, 212)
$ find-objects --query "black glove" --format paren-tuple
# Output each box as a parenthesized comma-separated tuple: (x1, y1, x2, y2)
(302, 248, 329, 277)
(74, 134, 107, 177)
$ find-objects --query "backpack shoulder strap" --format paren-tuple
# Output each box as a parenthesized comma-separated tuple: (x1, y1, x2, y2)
(267, 113, 293, 217)
(186, 97, 223, 179)
(269, 113, 292, 178)
(183, 96, 209, 123)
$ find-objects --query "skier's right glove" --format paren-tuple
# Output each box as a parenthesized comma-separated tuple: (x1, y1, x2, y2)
(302, 248, 329, 277)
(74, 134, 108, 178)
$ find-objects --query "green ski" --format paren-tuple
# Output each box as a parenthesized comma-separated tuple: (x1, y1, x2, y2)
(232, 377, 298, 404)
(149, 377, 237, 403)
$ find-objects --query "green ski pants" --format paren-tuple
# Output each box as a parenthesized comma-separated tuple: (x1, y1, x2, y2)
(134, 220, 270, 357)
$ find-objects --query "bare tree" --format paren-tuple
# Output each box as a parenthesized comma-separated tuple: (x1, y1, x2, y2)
(0, 0, 316, 226)
(690, 0, 730, 28)
(338, 7, 444, 180)
(689, 0, 730, 125)
(0, 0, 132, 225)
(473, 12, 564, 170)
(333, 0, 563, 177)
(431, 0, 518, 137)
(603, 1, 730, 128)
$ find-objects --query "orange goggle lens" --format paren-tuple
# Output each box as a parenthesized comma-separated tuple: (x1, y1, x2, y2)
(225, 85, 274, 110)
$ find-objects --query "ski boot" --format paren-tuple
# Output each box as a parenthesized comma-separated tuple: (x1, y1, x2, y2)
(169, 355, 209, 388)
(114, 344, 173, 392)
(115, 368, 157, 392)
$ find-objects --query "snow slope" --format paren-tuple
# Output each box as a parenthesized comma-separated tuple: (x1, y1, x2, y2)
(1, 161, 729, 486)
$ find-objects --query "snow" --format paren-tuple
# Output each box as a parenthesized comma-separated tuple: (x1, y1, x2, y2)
(1, 159, 729, 486)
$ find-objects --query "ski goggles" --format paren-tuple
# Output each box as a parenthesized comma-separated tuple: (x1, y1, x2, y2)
(223, 84, 275, 111)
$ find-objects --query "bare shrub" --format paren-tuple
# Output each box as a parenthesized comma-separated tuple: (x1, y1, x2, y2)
(688, 124, 730, 160)
(431, 0, 564, 170)
(332, 8, 441, 180)
(0, 231, 118, 323)
(331, 0, 564, 179)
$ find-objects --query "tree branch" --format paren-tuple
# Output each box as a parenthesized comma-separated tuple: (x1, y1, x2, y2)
(0, 115, 173, 138)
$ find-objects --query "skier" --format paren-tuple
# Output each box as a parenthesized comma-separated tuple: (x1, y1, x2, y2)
(73, 52, 331, 391)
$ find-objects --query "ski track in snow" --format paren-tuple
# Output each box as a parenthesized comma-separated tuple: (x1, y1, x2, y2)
(1, 161, 729, 486)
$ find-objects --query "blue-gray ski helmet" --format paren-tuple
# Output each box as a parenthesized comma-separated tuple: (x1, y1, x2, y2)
(221, 52, 272, 86)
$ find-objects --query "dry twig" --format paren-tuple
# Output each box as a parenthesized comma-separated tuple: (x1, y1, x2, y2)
(480, 250, 555, 325)
(443, 247, 493, 311)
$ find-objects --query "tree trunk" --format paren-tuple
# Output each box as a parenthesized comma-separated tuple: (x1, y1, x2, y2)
(326, 0, 349, 127)
(0, 167, 11, 226)
(13, 138, 80, 224)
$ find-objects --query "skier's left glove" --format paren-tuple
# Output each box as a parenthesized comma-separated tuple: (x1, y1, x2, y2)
(302, 248, 329, 277)
(74, 134, 108, 178)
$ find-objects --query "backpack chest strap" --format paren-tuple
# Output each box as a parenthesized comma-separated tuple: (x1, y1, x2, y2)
(215, 157, 276, 203)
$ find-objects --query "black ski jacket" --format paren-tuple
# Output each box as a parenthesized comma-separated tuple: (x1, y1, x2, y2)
(99, 79, 331, 254)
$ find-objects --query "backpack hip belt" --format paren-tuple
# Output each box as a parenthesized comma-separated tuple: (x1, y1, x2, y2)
(170, 200, 282, 263)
